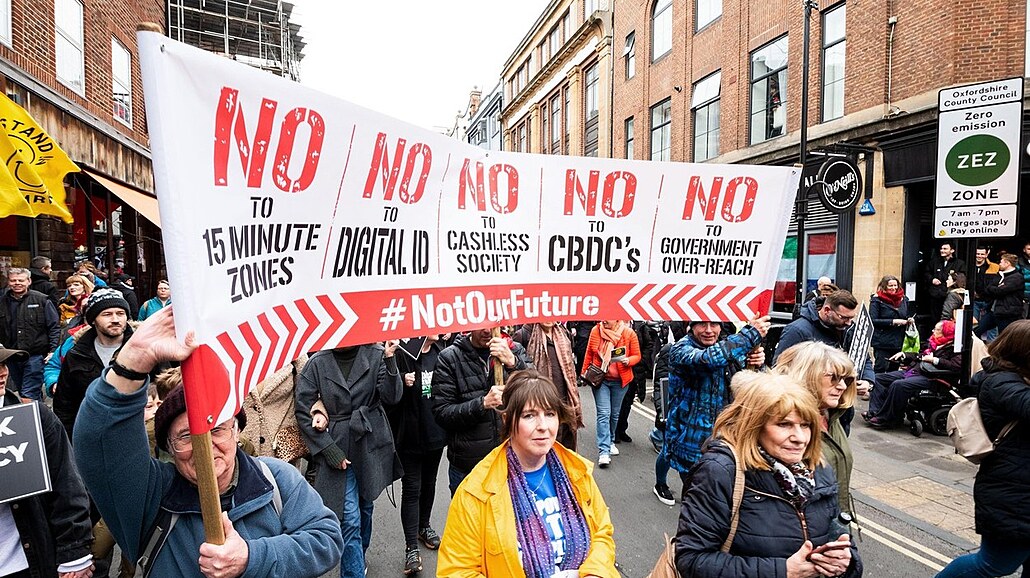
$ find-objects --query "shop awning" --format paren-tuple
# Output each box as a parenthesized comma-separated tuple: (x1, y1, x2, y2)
(81, 169, 161, 228)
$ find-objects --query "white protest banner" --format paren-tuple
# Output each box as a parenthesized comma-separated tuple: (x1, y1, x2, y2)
(138, 32, 799, 430)
(0, 402, 51, 504)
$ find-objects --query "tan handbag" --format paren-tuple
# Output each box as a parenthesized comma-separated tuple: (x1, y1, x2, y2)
(647, 445, 746, 578)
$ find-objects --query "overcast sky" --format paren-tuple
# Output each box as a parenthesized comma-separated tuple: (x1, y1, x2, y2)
(289, 1, 550, 132)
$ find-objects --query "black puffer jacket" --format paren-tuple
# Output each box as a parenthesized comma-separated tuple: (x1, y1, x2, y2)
(431, 335, 531, 472)
(675, 441, 861, 578)
(970, 359, 1030, 540)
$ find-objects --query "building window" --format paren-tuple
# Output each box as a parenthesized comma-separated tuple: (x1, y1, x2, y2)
(650, 98, 671, 161)
(549, 24, 563, 57)
(563, 10, 573, 41)
(692, 71, 721, 161)
(624, 32, 636, 79)
(584, 63, 599, 157)
(0, 0, 11, 47)
(112, 39, 132, 127)
(822, 3, 846, 121)
(625, 117, 635, 159)
(750, 35, 788, 145)
(56, 0, 85, 94)
(585, 0, 598, 18)
(652, 0, 672, 61)
(696, 0, 722, 31)
(515, 118, 530, 153)
(550, 91, 563, 154)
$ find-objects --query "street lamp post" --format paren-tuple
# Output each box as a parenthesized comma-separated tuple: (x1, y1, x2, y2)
(794, 0, 818, 318)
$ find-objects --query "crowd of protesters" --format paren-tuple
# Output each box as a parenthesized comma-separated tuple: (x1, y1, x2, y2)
(4, 245, 1030, 578)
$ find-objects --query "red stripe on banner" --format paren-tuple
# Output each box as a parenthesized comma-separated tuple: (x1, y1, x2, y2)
(273, 304, 298, 371)
(182, 345, 232, 435)
(728, 286, 752, 320)
(239, 322, 262, 400)
(687, 285, 716, 319)
(669, 285, 694, 319)
(256, 313, 279, 386)
(750, 289, 773, 316)
(630, 283, 656, 315)
(216, 331, 245, 393)
(292, 299, 320, 362)
(653, 284, 679, 317)
(708, 285, 735, 320)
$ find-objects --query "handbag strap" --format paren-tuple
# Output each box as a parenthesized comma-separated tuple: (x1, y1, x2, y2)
(994, 421, 1019, 446)
(721, 444, 746, 553)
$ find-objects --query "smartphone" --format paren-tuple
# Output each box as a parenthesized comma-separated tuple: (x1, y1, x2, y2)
(806, 541, 851, 561)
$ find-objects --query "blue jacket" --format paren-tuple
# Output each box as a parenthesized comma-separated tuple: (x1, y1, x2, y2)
(137, 297, 170, 321)
(74, 375, 343, 577)
(773, 299, 875, 383)
(675, 441, 861, 578)
(664, 326, 761, 472)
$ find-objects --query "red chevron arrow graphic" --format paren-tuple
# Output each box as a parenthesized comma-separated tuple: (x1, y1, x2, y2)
(309, 294, 345, 353)
(239, 322, 262, 400)
(216, 331, 244, 403)
(707, 285, 735, 320)
(256, 312, 280, 388)
(292, 298, 320, 363)
(728, 286, 753, 320)
(686, 285, 716, 319)
(273, 304, 299, 372)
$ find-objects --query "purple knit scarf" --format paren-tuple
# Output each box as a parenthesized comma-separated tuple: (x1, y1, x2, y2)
(506, 445, 591, 577)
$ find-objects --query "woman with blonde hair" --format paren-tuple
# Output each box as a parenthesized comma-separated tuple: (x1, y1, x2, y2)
(675, 371, 861, 577)
(439, 370, 616, 577)
(774, 342, 858, 516)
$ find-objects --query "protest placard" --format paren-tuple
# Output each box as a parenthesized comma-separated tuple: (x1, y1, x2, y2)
(849, 303, 874, 374)
(0, 402, 51, 504)
(137, 31, 800, 432)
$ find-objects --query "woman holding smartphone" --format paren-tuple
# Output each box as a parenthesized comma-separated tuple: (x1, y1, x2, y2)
(675, 371, 861, 578)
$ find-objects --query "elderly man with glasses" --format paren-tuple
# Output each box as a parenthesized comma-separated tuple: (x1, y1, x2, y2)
(73, 307, 343, 578)
(774, 289, 874, 434)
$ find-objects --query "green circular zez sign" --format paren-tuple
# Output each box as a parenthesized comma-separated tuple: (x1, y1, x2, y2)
(945, 134, 1010, 187)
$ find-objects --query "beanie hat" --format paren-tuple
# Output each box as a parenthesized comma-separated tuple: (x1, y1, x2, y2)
(84, 288, 130, 326)
(154, 384, 247, 452)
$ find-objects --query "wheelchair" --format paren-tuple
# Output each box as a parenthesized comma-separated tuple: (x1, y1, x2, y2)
(903, 370, 961, 437)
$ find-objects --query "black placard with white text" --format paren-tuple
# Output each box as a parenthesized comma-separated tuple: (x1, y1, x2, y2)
(0, 402, 51, 504)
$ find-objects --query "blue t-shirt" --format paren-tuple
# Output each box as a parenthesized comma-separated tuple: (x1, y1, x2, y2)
(520, 465, 567, 573)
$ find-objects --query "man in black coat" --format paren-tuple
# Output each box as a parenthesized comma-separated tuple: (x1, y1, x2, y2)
(0, 345, 94, 578)
(926, 242, 966, 322)
(975, 253, 1025, 339)
(53, 289, 132, 436)
(112, 274, 139, 320)
(431, 328, 531, 494)
(0, 268, 60, 402)
(29, 255, 62, 307)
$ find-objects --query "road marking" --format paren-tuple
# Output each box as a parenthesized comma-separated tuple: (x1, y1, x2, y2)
(858, 516, 954, 565)
(860, 525, 946, 572)
(632, 400, 656, 421)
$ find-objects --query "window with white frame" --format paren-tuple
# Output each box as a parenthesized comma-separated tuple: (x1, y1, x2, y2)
(652, 0, 672, 61)
(584, 62, 599, 157)
(692, 71, 721, 161)
(624, 32, 636, 79)
(650, 98, 671, 161)
(750, 35, 788, 145)
(822, 3, 846, 121)
(625, 117, 634, 159)
(56, 0, 85, 94)
(0, 0, 11, 47)
(112, 38, 132, 127)
(549, 24, 562, 56)
(550, 91, 563, 154)
(585, 0, 598, 18)
(696, 0, 722, 31)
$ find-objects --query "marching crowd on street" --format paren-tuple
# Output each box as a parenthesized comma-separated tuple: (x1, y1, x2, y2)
(1, 241, 1030, 578)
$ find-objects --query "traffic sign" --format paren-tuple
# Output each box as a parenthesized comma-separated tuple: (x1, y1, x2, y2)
(935, 78, 1023, 238)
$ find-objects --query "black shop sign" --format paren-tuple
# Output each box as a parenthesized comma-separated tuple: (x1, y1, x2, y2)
(0, 402, 51, 504)
(814, 157, 862, 213)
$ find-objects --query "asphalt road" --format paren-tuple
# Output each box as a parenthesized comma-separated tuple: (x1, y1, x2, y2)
(354, 388, 999, 577)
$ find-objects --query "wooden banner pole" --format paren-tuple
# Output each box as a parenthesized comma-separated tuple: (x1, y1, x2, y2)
(190, 431, 226, 544)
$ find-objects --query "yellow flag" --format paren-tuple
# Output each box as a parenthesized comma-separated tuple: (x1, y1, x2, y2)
(0, 96, 78, 223)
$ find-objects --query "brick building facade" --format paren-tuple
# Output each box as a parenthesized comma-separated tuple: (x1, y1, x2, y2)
(0, 0, 164, 289)
(492, 0, 1028, 321)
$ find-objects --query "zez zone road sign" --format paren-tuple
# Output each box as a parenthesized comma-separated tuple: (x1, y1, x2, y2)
(935, 77, 1023, 238)
(0, 402, 51, 504)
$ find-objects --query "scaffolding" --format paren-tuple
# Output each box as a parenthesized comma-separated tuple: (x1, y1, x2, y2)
(167, 0, 305, 81)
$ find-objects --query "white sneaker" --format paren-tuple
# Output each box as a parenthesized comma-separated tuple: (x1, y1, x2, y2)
(610, 444, 620, 456)
(598, 454, 611, 467)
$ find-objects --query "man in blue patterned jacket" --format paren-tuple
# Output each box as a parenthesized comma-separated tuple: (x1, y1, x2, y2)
(661, 315, 769, 498)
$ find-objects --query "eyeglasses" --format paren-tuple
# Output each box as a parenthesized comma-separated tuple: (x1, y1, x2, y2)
(829, 309, 856, 322)
(167, 420, 237, 454)
(824, 373, 855, 387)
